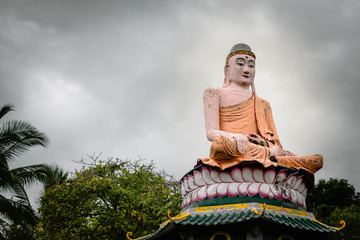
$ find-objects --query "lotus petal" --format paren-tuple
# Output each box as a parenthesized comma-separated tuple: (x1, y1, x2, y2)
(248, 182, 261, 197)
(197, 186, 207, 202)
(183, 177, 190, 192)
(292, 176, 303, 190)
(239, 182, 251, 196)
(187, 175, 197, 190)
(270, 184, 283, 200)
(301, 187, 307, 197)
(253, 168, 264, 183)
(210, 169, 221, 183)
(180, 182, 186, 197)
(186, 193, 192, 205)
(259, 184, 270, 198)
(283, 188, 290, 200)
(289, 189, 297, 204)
(191, 189, 199, 204)
(201, 167, 214, 185)
(194, 170, 206, 186)
(274, 170, 287, 186)
(242, 167, 254, 182)
(268, 190, 275, 199)
(227, 183, 241, 197)
(230, 168, 243, 182)
(217, 183, 229, 197)
(182, 198, 187, 208)
(285, 173, 297, 189)
(296, 191, 303, 206)
(207, 183, 219, 199)
(264, 168, 276, 184)
(220, 172, 233, 183)
(298, 182, 305, 194)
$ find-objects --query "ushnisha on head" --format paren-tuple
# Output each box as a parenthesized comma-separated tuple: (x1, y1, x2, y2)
(226, 43, 256, 65)
(223, 43, 256, 92)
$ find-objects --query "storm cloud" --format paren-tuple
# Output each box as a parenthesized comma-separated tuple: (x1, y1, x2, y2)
(1, 0, 359, 204)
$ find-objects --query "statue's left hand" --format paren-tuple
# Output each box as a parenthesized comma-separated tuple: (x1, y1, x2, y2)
(269, 146, 295, 157)
(247, 133, 268, 147)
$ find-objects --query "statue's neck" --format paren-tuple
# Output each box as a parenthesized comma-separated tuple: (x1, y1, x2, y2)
(227, 82, 252, 93)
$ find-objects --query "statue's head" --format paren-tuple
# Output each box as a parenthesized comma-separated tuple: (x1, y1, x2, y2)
(223, 43, 256, 92)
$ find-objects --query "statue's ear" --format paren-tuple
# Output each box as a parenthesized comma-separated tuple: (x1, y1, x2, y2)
(223, 65, 230, 87)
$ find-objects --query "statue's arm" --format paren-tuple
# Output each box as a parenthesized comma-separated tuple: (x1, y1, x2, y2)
(203, 88, 221, 141)
(203, 88, 248, 153)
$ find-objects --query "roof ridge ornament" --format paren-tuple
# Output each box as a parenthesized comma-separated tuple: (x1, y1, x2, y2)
(310, 218, 346, 231)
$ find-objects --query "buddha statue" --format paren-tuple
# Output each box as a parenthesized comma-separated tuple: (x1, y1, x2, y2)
(200, 43, 323, 174)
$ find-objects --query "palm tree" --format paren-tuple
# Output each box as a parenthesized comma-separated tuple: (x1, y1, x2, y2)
(0, 104, 54, 237)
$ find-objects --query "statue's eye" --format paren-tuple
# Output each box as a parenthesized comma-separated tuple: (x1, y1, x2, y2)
(237, 63, 244, 67)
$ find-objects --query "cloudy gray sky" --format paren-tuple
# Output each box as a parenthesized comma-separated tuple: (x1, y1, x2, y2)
(1, 0, 360, 201)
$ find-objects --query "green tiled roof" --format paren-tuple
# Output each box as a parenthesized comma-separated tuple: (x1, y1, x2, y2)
(174, 210, 336, 233)
(130, 203, 342, 240)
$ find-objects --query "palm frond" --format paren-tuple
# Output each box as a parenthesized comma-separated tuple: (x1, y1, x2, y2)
(0, 105, 14, 120)
(0, 120, 49, 164)
(10, 164, 54, 188)
(0, 195, 38, 226)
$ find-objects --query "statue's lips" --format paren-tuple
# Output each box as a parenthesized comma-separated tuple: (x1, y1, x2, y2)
(242, 75, 249, 78)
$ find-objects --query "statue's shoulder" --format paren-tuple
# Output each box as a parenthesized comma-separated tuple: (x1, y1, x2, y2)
(256, 95, 272, 108)
(203, 87, 221, 98)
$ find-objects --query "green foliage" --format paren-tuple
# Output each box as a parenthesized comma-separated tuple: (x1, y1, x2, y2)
(307, 178, 360, 240)
(0, 104, 52, 239)
(38, 158, 182, 240)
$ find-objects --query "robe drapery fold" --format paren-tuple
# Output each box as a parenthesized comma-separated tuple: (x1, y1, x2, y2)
(200, 94, 323, 174)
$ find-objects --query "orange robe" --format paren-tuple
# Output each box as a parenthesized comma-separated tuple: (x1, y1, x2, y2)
(201, 95, 323, 174)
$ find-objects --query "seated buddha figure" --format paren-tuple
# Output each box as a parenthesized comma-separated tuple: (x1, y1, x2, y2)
(200, 43, 323, 174)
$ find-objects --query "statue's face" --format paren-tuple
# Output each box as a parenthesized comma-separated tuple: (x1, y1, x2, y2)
(226, 54, 255, 87)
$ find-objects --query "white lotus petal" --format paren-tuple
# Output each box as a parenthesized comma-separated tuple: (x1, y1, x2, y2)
(264, 168, 276, 184)
(201, 167, 214, 185)
(191, 189, 199, 204)
(283, 188, 290, 200)
(186, 193, 192, 205)
(183, 177, 190, 192)
(253, 168, 264, 183)
(268, 190, 275, 199)
(242, 167, 254, 182)
(180, 182, 186, 197)
(217, 183, 229, 197)
(274, 170, 287, 186)
(292, 176, 303, 190)
(285, 173, 297, 189)
(194, 170, 206, 186)
(248, 182, 261, 197)
(197, 186, 207, 202)
(301, 187, 307, 197)
(230, 168, 243, 182)
(182, 198, 187, 208)
(207, 183, 219, 199)
(239, 182, 251, 196)
(298, 182, 305, 194)
(289, 189, 297, 204)
(270, 184, 283, 200)
(227, 183, 241, 197)
(210, 169, 221, 183)
(220, 172, 233, 183)
(296, 191, 303, 206)
(259, 184, 270, 198)
(187, 175, 197, 190)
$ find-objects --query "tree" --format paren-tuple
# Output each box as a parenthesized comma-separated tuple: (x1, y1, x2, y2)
(38, 157, 182, 240)
(0, 104, 53, 239)
(307, 178, 360, 240)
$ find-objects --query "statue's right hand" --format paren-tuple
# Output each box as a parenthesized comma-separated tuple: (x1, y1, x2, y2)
(234, 134, 249, 154)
